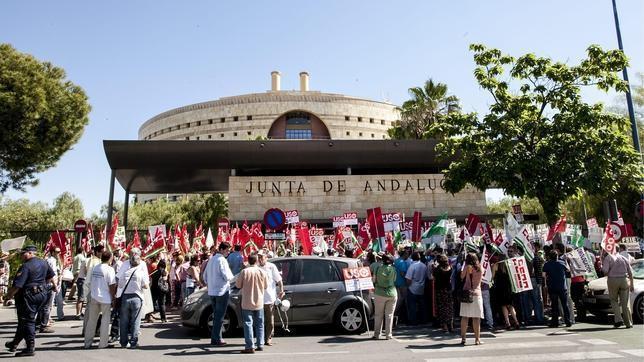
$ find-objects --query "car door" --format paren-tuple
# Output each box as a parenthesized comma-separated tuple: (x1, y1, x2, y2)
(288, 259, 343, 323)
(271, 259, 297, 321)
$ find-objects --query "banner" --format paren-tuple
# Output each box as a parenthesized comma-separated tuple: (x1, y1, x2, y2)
(342, 212, 358, 226)
(586, 218, 598, 229)
(565, 248, 594, 277)
(412, 211, 422, 242)
(382, 212, 401, 232)
(601, 223, 618, 255)
(505, 256, 533, 293)
(481, 244, 494, 285)
(342, 267, 374, 292)
(285, 210, 300, 224)
(332, 216, 345, 228)
(1, 235, 26, 253)
(114, 226, 126, 250)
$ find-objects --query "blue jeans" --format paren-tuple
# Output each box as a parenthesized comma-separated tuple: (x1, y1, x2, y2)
(210, 292, 229, 343)
(119, 294, 143, 347)
(518, 290, 531, 324)
(482, 288, 494, 329)
(406, 291, 425, 324)
(241, 309, 264, 350)
(549, 289, 571, 326)
(529, 279, 544, 323)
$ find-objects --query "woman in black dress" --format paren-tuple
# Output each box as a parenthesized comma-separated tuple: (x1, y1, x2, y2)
(150, 260, 169, 323)
(492, 260, 519, 329)
(433, 255, 454, 333)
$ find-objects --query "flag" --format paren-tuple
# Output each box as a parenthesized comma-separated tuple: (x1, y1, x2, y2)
(179, 224, 190, 254)
(298, 224, 313, 255)
(205, 228, 214, 249)
(126, 228, 142, 254)
(481, 244, 494, 285)
(357, 222, 372, 250)
(366, 207, 385, 239)
(504, 212, 521, 241)
(570, 226, 585, 248)
(411, 211, 422, 242)
(216, 227, 225, 247)
(250, 223, 265, 249)
(142, 227, 165, 259)
(1, 236, 26, 253)
(601, 223, 618, 255)
(107, 214, 120, 251)
(81, 236, 91, 254)
(333, 227, 345, 254)
(87, 224, 95, 246)
(393, 228, 403, 248)
(422, 212, 448, 238)
(165, 225, 175, 255)
(465, 213, 481, 236)
(546, 214, 567, 242)
(512, 226, 534, 262)
(192, 223, 205, 251)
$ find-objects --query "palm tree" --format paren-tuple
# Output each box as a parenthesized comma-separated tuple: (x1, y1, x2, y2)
(389, 79, 460, 139)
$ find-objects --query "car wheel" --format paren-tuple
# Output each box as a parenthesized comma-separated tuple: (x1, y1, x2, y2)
(634, 295, 644, 324)
(335, 302, 367, 334)
(200, 307, 235, 337)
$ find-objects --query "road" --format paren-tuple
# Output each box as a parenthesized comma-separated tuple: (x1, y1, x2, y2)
(1, 303, 642, 361)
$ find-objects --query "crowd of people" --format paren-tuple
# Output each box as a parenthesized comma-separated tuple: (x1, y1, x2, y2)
(1, 231, 639, 356)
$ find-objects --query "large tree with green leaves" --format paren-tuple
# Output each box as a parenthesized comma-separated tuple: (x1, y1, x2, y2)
(0, 44, 91, 192)
(388, 79, 460, 139)
(432, 44, 642, 224)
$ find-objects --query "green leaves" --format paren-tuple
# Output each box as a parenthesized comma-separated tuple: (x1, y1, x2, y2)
(0, 44, 91, 193)
(434, 44, 642, 223)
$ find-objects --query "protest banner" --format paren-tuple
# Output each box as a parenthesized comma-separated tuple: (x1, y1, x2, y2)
(1, 235, 26, 253)
(342, 266, 374, 292)
(505, 256, 533, 293)
(481, 244, 494, 285)
(285, 210, 300, 224)
(342, 212, 358, 226)
(382, 212, 401, 232)
(586, 218, 598, 229)
(601, 223, 618, 255)
(566, 248, 594, 277)
(332, 216, 345, 228)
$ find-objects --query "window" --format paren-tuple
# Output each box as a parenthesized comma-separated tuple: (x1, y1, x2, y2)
(197, 121, 202, 126)
(273, 260, 298, 285)
(359, 132, 363, 137)
(196, 136, 200, 140)
(371, 133, 375, 138)
(185, 123, 190, 128)
(286, 129, 312, 139)
(208, 135, 212, 139)
(345, 116, 350, 121)
(233, 132, 238, 136)
(299, 260, 340, 284)
(208, 119, 213, 124)
(358, 117, 362, 122)
(381, 120, 385, 125)
(346, 131, 350, 136)
(185, 137, 189, 140)
(247, 115, 252, 120)
(382, 135, 386, 139)
(220, 117, 225, 123)
(220, 133, 224, 138)
(369, 118, 374, 123)
(234, 116, 239, 122)
(247, 131, 251, 136)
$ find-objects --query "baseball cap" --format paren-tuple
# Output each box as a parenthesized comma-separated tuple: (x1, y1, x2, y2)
(21, 245, 38, 253)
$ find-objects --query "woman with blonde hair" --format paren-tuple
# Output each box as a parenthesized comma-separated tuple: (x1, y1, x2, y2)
(459, 253, 483, 345)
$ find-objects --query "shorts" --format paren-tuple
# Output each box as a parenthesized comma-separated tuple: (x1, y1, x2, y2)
(76, 278, 85, 301)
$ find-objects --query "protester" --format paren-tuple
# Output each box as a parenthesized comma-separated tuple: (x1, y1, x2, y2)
(84, 250, 116, 349)
(459, 253, 483, 345)
(236, 253, 267, 354)
(257, 251, 283, 346)
(171, 253, 183, 309)
(46, 247, 65, 322)
(601, 250, 634, 328)
(393, 250, 410, 321)
(0, 254, 9, 305)
(150, 259, 169, 323)
(72, 247, 87, 319)
(433, 254, 454, 333)
(529, 243, 545, 325)
(372, 254, 397, 340)
(228, 245, 244, 275)
(202, 242, 234, 346)
(117, 248, 150, 349)
(492, 260, 519, 329)
(556, 243, 575, 324)
(81, 245, 104, 335)
(405, 251, 427, 325)
(543, 250, 572, 328)
(185, 256, 201, 299)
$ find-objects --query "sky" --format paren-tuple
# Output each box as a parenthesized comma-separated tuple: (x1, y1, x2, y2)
(1, 0, 643, 216)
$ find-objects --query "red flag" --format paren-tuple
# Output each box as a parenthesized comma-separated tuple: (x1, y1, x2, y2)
(238, 222, 252, 247)
(107, 214, 119, 251)
(298, 224, 313, 255)
(333, 227, 345, 254)
(466, 213, 482, 236)
(165, 225, 175, 255)
(601, 222, 618, 255)
(229, 224, 240, 246)
(192, 223, 204, 251)
(126, 228, 142, 255)
(358, 222, 372, 250)
(366, 207, 385, 239)
(179, 224, 190, 254)
(385, 232, 394, 254)
(493, 231, 503, 246)
(412, 211, 422, 242)
(250, 223, 265, 249)
(546, 214, 567, 241)
(142, 227, 165, 259)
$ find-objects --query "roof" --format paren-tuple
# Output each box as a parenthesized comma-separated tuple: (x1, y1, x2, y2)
(103, 139, 450, 194)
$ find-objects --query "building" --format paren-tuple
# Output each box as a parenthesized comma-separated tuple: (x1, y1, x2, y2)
(105, 72, 486, 227)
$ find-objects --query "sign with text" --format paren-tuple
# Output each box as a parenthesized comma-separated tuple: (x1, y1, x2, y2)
(586, 218, 598, 229)
(505, 256, 533, 293)
(342, 267, 374, 292)
(265, 232, 286, 240)
(512, 204, 524, 222)
(332, 216, 345, 228)
(620, 236, 642, 253)
(382, 212, 401, 232)
(285, 210, 300, 224)
(342, 212, 358, 226)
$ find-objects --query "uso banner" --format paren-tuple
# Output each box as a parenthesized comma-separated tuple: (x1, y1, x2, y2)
(505, 256, 533, 293)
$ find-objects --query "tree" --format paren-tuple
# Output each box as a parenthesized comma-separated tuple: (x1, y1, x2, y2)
(388, 79, 460, 139)
(47, 192, 84, 229)
(487, 196, 546, 225)
(432, 44, 642, 224)
(0, 44, 91, 193)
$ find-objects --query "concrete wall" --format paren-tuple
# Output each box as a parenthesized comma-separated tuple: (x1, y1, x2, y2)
(228, 174, 486, 221)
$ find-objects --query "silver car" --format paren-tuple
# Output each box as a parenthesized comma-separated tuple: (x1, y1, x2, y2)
(182, 256, 374, 335)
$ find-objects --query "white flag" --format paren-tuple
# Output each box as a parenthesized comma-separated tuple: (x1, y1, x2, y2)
(205, 228, 214, 248)
(1, 235, 26, 253)
(505, 212, 521, 241)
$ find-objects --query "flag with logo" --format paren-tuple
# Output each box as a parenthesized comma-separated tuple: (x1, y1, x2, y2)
(298, 224, 313, 255)
(504, 256, 533, 293)
(512, 225, 534, 262)
(142, 227, 165, 259)
(126, 228, 142, 254)
(465, 213, 482, 236)
(192, 223, 205, 251)
(546, 214, 566, 242)
(179, 224, 190, 254)
(250, 222, 265, 249)
(601, 223, 618, 255)
(481, 244, 494, 285)
(107, 214, 120, 251)
(357, 222, 372, 250)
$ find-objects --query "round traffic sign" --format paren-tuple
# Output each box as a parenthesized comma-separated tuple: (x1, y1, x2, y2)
(74, 219, 87, 233)
(263, 208, 286, 230)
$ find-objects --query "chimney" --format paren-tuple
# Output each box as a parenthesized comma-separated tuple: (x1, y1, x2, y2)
(299, 71, 309, 92)
(271, 71, 281, 91)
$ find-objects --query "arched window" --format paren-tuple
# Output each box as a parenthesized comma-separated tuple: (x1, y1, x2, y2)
(267, 111, 330, 140)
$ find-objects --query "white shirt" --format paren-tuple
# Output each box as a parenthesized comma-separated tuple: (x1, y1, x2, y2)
(405, 260, 427, 295)
(90, 263, 116, 304)
(261, 262, 282, 304)
(203, 254, 234, 297)
(116, 260, 149, 298)
(47, 256, 59, 277)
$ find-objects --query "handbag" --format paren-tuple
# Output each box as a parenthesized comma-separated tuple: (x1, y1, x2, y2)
(457, 271, 474, 303)
(158, 272, 170, 293)
(114, 269, 136, 309)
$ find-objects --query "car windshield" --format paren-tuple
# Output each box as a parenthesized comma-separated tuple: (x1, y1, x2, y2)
(632, 260, 644, 279)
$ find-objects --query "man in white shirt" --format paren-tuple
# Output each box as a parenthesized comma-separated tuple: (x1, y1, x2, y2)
(84, 250, 116, 349)
(405, 252, 427, 325)
(258, 251, 283, 346)
(202, 243, 234, 346)
(80, 245, 104, 335)
(116, 248, 149, 349)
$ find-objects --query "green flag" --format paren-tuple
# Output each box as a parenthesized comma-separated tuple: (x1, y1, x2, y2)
(422, 212, 448, 238)
(393, 229, 403, 248)
(571, 226, 585, 248)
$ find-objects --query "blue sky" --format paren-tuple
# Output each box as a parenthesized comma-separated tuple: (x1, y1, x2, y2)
(1, 0, 643, 216)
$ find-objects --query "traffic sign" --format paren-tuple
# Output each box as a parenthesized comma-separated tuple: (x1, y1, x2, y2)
(74, 219, 87, 233)
(263, 208, 286, 230)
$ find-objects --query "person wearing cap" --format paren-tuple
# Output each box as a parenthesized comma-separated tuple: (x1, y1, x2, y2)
(257, 251, 283, 346)
(116, 247, 149, 348)
(44, 247, 64, 324)
(4, 245, 56, 357)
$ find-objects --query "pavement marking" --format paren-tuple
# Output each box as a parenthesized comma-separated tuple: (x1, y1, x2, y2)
(423, 351, 623, 361)
(393, 332, 547, 343)
(409, 340, 578, 353)
(579, 338, 618, 345)
(241, 351, 351, 356)
(620, 349, 644, 357)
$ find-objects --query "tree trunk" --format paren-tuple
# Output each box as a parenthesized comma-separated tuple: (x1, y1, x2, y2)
(538, 195, 561, 225)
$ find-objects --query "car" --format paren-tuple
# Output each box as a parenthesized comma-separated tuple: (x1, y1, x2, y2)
(582, 258, 644, 323)
(181, 256, 374, 336)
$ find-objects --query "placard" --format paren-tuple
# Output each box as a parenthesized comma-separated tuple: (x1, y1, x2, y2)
(586, 218, 598, 229)
(342, 267, 374, 292)
(342, 212, 358, 226)
(382, 212, 401, 232)
(285, 210, 300, 224)
(505, 256, 533, 293)
(332, 216, 344, 228)
(265, 232, 286, 240)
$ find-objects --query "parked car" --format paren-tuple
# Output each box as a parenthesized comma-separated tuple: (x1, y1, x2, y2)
(583, 258, 644, 323)
(182, 256, 373, 335)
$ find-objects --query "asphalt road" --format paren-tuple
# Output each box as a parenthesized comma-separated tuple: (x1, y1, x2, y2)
(1, 303, 643, 361)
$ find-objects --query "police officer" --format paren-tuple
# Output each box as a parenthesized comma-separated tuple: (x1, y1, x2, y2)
(4, 245, 56, 357)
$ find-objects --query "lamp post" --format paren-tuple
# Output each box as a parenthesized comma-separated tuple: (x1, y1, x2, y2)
(611, 0, 640, 153)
